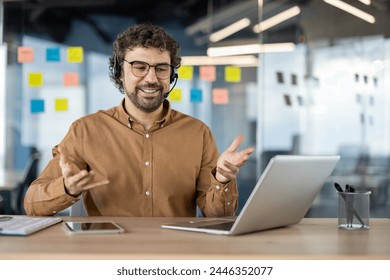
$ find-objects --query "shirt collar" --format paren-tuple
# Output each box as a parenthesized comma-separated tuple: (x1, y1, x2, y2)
(117, 98, 173, 128)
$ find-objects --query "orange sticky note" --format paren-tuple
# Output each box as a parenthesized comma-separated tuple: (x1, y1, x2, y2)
(168, 88, 182, 102)
(225, 66, 241, 82)
(178, 66, 193, 80)
(28, 72, 43, 87)
(17, 47, 34, 63)
(64, 72, 79, 86)
(67, 47, 84, 63)
(55, 98, 68, 112)
(200, 66, 216, 82)
(212, 88, 229, 104)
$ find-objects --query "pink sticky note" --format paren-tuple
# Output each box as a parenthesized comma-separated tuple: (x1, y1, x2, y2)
(64, 72, 79, 86)
(17, 47, 34, 63)
(200, 66, 216, 82)
(212, 88, 229, 104)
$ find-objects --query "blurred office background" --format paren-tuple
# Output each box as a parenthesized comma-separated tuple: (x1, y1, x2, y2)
(0, 0, 389, 217)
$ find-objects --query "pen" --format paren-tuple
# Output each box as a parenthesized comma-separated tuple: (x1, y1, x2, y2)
(346, 185, 355, 227)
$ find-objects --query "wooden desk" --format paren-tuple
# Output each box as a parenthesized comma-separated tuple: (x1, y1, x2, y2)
(1, 217, 389, 260)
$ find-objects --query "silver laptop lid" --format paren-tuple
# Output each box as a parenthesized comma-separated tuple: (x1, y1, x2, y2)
(230, 155, 340, 235)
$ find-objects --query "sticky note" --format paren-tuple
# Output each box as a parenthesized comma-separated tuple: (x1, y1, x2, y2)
(30, 99, 45, 113)
(28, 72, 43, 87)
(17, 47, 34, 63)
(67, 47, 84, 63)
(64, 72, 79, 86)
(200, 66, 216, 82)
(212, 88, 229, 104)
(55, 98, 68, 112)
(190, 88, 202, 103)
(46, 48, 60, 62)
(168, 88, 182, 102)
(178, 66, 193, 80)
(225, 66, 241, 82)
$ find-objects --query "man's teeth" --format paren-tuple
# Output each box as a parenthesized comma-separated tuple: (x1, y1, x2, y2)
(142, 89, 159, 93)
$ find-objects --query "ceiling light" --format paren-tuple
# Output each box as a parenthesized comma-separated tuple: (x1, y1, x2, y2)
(207, 43, 296, 57)
(358, 0, 371, 5)
(253, 6, 301, 33)
(323, 0, 375, 23)
(181, 55, 258, 66)
(185, 1, 256, 36)
(209, 18, 251, 43)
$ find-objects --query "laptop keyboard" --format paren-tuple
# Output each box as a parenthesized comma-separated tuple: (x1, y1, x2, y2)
(195, 221, 235, 231)
(0, 216, 62, 235)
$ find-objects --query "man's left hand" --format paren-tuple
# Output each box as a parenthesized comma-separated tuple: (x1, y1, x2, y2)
(216, 134, 255, 183)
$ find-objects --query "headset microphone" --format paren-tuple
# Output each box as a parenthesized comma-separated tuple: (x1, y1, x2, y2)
(164, 73, 178, 98)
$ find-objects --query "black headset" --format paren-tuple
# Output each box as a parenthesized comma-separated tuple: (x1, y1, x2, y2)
(113, 55, 177, 84)
(113, 55, 122, 79)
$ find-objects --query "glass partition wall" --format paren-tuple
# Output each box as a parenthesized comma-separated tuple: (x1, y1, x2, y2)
(255, 0, 390, 217)
(205, 0, 390, 216)
(2, 0, 389, 217)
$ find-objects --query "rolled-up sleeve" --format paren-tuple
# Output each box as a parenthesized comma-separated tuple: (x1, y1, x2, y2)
(196, 127, 239, 217)
(24, 123, 84, 216)
(203, 168, 238, 217)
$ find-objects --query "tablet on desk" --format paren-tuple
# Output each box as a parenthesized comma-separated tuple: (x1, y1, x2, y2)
(63, 221, 125, 235)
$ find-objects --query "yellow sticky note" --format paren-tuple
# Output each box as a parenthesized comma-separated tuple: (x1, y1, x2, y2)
(28, 72, 43, 87)
(18, 47, 34, 63)
(55, 98, 68, 112)
(178, 66, 193, 80)
(200, 66, 216, 82)
(168, 88, 182, 102)
(64, 72, 79, 86)
(67, 47, 84, 63)
(212, 88, 229, 104)
(225, 66, 241, 82)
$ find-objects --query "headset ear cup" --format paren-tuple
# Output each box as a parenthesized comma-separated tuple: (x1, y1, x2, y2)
(170, 73, 178, 84)
(114, 56, 121, 79)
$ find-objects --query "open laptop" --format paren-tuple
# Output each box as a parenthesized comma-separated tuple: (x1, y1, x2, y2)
(162, 155, 340, 235)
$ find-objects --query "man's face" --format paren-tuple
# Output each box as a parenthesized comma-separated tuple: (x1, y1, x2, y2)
(121, 47, 171, 113)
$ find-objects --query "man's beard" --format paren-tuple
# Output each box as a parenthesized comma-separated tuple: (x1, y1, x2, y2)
(125, 83, 165, 113)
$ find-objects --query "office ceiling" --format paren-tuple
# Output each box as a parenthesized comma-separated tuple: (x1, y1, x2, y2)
(3, 0, 390, 46)
(4, 0, 237, 41)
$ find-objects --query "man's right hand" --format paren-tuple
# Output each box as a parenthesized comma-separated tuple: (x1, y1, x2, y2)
(58, 146, 110, 197)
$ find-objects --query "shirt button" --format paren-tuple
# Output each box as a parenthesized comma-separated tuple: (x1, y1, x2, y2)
(224, 188, 229, 193)
(226, 201, 231, 206)
(215, 185, 220, 190)
(145, 133, 150, 138)
(145, 191, 151, 196)
(144, 161, 150, 166)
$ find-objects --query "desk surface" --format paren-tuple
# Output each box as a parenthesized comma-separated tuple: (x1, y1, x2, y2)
(1, 217, 389, 260)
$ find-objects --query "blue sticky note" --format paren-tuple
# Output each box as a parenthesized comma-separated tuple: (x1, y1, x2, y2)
(46, 48, 60, 62)
(31, 99, 45, 113)
(190, 88, 202, 103)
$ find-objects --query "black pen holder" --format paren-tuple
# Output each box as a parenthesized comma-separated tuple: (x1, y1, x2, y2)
(338, 191, 370, 230)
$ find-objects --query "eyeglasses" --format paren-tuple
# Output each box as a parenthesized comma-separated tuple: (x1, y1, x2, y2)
(124, 59, 174, 80)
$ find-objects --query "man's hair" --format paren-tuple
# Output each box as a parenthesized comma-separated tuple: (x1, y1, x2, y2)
(109, 23, 181, 94)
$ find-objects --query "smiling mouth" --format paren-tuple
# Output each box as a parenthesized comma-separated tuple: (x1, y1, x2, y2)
(140, 88, 160, 94)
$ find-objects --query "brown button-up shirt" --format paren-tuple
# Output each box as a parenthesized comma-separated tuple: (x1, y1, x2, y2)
(24, 99, 238, 217)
